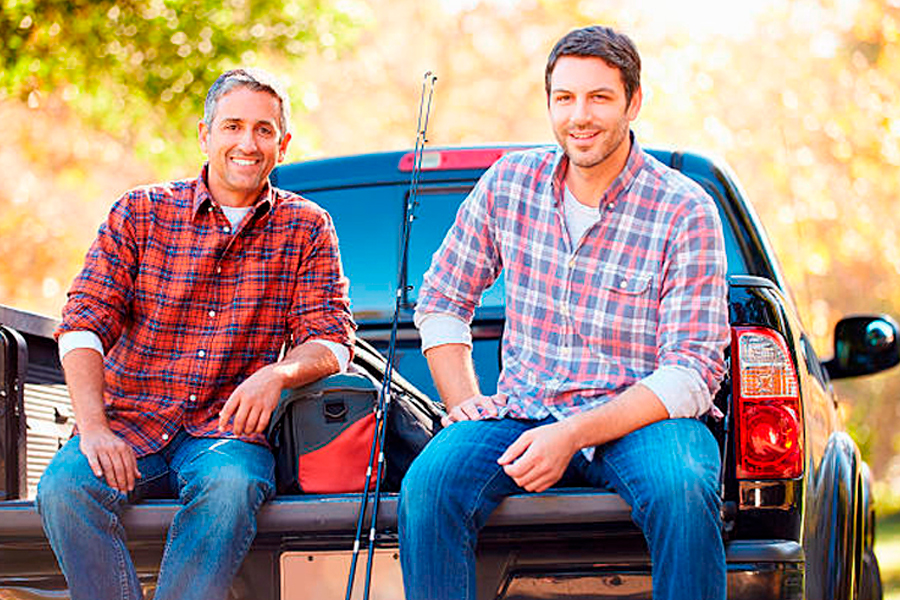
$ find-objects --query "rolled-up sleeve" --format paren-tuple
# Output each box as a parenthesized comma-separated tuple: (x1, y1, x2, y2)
(56, 192, 140, 351)
(287, 209, 356, 356)
(415, 166, 503, 328)
(650, 191, 729, 416)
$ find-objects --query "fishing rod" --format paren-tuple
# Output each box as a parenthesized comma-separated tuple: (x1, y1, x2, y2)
(345, 70, 437, 600)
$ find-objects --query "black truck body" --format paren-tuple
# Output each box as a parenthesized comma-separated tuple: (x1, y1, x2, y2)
(0, 146, 896, 600)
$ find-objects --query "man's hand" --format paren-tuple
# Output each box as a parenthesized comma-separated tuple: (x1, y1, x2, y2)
(497, 420, 580, 492)
(79, 426, 141, 493)
(218, 365, 284, 436)
(442, 393, 507, 427)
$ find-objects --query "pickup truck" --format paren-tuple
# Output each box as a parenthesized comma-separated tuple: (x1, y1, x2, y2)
(1, 145, 897, 600)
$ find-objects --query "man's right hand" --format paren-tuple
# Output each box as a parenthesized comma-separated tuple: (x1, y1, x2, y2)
(79, 427, 141, 493)
(441, 393, 507, 427)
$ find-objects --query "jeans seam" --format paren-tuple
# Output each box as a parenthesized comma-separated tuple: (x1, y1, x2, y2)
(601, 452, 648, 525)
(104, 495, 134, 600)
(461, 464, 509, 600)
(229, 483, 267, 579)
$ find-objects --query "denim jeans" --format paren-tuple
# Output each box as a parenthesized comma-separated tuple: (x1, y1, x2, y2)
(36, 430, 275, 600)
(398, 416, 725, 600)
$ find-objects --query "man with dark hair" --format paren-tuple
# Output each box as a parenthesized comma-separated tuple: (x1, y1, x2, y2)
(399, 26, 729, 600)
(36, 68, 355, 600)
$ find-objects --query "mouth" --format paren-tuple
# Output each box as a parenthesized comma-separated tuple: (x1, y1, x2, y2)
(569, 130, 599, 142)
(230, 156, 260, 167)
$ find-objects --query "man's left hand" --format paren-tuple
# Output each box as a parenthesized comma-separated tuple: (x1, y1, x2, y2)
(218, 365, 284, 436)
(497, 420, 581, 492)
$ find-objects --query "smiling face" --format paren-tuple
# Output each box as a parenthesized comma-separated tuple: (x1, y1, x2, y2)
(548, 55, 641, 176)
(198, 86, 291, 207)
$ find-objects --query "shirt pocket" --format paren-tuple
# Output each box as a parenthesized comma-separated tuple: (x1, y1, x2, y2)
(573, 267, 658, 357)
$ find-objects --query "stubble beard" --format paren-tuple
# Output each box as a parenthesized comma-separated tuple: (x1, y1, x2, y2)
(562, 116, 630, 170)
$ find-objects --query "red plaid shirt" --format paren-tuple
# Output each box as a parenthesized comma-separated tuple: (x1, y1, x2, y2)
(57, 166, 355, 456)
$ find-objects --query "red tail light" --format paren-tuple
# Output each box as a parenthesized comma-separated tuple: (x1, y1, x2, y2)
(733, 327, 804, 479)
(398, 148, 520, 172)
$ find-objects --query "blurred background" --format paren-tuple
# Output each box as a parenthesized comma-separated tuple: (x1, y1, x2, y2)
(2, 0, 900, 588)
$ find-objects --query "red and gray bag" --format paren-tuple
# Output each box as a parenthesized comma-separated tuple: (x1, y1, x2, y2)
(267, 372, 379, 494)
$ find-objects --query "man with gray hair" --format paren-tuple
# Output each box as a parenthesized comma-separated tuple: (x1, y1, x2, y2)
(37, 68, 355, 600)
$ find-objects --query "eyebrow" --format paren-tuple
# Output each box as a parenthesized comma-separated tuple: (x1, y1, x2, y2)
(550, 86, 617, 95)
(219, 116, 278, 128)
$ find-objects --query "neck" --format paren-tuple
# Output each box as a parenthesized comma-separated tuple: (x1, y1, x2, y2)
(565, 135, 631, 208)
(209, 187, 261, 208)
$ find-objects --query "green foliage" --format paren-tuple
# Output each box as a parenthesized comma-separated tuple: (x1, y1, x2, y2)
(0, 0, 366, 171)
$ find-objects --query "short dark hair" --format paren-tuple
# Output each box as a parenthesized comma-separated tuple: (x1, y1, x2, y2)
(203, 68, 291, 141)
(545, 26, 641, 105)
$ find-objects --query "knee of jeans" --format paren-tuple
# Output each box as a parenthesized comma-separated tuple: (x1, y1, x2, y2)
(37, 451, 109, 518)
(400, 445, 469, 526)
(643, 460, 720, 522)
(182, 463, 274, 512)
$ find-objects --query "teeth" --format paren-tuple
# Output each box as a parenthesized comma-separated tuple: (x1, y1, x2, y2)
(232, 158, 257, 166)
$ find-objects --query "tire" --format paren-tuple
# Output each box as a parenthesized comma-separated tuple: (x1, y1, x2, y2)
(858, 549, 883, 600)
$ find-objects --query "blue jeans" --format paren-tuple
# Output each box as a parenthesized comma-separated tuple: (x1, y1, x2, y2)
(36, 430, 275, 600)
(398, 417, 726, 600)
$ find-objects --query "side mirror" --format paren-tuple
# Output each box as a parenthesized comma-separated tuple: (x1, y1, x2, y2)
(824, 315, 900, 379)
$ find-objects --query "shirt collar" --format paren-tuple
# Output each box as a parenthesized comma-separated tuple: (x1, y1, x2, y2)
(192, 163, 276, 221)
(550, 131, 646, 209)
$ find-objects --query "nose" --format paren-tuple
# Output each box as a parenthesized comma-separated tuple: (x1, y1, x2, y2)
(570, 97, 590, 126)
(237, 127, 257, 152)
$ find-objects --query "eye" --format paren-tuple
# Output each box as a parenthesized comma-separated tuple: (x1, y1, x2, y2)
(223, 122, 239, 131)
(259, 126, 275, 136)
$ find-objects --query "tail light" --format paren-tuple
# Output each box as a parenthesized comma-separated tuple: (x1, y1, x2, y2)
(732, 327, 804, 479)
(398, 148, 528, 171)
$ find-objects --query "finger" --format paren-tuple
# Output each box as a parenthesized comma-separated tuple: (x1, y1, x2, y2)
(476, 396, 499, 418)
(107, 448, 131, 492)
(492, 393, 508, 407)
(254, 406, 273, 434)
(119, 447, 136, 491)
(97, 452, 121, 491)
(441, 414, 453, 427)
(219, 394, 239, 431)
(497, 432, 532, 465)
(232, 401, 252, 437)
(243, 405, 262, 436)
(459, 401, 484, 421)
(82, 446, 105, 480)
(127, 447, 142, 480)
(449, 406, 470, 422)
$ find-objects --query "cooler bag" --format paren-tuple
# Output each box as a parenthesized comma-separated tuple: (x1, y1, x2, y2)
(267, 372, 379, 494)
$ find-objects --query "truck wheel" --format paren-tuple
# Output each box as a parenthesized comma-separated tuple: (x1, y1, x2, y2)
(858, 549, 883, 600)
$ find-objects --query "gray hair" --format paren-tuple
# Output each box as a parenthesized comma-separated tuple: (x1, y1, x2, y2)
(203, 68, 291, 140)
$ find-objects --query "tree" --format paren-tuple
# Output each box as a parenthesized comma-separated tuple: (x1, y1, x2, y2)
(0, 0, 367, 170)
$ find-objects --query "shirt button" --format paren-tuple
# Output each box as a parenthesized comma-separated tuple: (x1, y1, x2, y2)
(216, 266, 222, 274)
(568, 258, 576, 268)
(162, 433, 169, 441)
(189, 394, 197, 402)
(223, 226, 231, 233)
(609, 203, 616, 210)
(198, 349, 206, 358)
(620, 279, 628, 288)
(208, 310, 216, 318)
(560, 306, 569, 317)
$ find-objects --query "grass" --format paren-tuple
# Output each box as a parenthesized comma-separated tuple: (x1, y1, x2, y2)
(877, 511, 900, 600)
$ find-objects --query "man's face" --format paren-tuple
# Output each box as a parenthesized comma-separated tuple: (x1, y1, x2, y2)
(548, 56, 641, 172)
(198, 86, 291, 207)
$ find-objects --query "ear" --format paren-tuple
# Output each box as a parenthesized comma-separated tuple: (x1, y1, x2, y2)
(277, 132, 292, 163)
(626, 86, 643, 121)
(198, 120, 210, 155)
